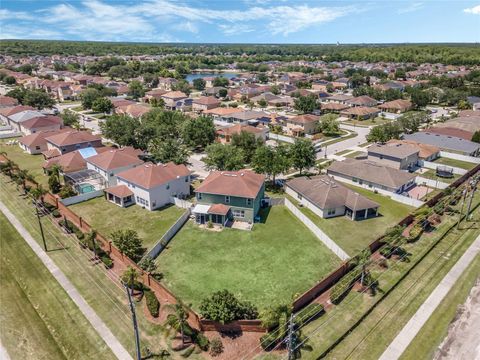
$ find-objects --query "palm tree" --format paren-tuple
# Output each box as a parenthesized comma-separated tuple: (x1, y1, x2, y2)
(0, 159, 18, 178)
(31, 184, 47, 205)
(165, 302, 189, 345)
(17, 169, 35, 194)
(121, 266, 138, 295)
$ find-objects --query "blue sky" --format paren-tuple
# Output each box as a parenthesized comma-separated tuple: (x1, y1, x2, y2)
(1, 0, 479, 43)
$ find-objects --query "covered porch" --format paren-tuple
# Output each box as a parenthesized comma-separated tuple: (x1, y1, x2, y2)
(104, 185, 134, 208)
(192, 203, 231, 226)
(345, 206, 379, 221)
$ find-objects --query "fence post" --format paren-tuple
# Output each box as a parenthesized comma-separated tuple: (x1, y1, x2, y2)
(108, 241, 112, 254)
(79, 216, 83, 229)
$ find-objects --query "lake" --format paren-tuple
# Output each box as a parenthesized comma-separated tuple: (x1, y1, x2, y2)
(185, 72, 238, 83)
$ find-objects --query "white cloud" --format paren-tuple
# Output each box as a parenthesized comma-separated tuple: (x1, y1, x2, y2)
(397, 2, 423, 14)
(174, 21, 199, 34)
(464, 4, 480, 14)
(0, 9, 34, 21)
(219, 24, 255, 36)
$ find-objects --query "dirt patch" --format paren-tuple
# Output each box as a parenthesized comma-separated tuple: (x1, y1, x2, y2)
(434, 277, 480, 360)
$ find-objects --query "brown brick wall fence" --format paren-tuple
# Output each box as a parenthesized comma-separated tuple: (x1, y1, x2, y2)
(199, 319, 266, 333)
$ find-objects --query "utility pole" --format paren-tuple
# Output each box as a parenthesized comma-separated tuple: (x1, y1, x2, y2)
(466, 177, 479, 221)
(35, 201, 47, 252)
(124, 283, 141, 360)
(287, 313, 296, 360)
(456, 187, 468, 230)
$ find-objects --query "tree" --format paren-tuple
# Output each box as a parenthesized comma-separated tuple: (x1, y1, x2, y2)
(23, 90, 55, 109)
(472, 131, 480, 143)
(165, 302, 190, 345)
(410, 89, 431, 108)
(149, 138, 189, 165)
(252, 144, 291, 185)
(270, 85, 280, 95)
(366, 122, 402, 143)
(290, 138, 316, 175)
(61, 109, 80, 128)
(91, 97, 113, 113)
(257, 99, 268, 108)
(121, 266, 139, 295)
(4, 76, 16, 85)
(199, 290, 258, 324)
(293, 95, 318, 113)
(204, 143, 245, 171)
(59, 183, 76, 199)
(182, 116, 216, 150)
(193, 78, 206, 91)
(31, 185, 47, 205)
(80, 88, 102, 109)
(171, 79, 191, 95)
(111, 229, 144, 262)
(317, 114, 340, 136)
(107, 64, 133, 81)
(218, 88, 228, 98)
(47, 164, 62, 194)
(16, 169, 34, 194)
(213, 77, 229, 87)
(128, 80, 145, 100)
(150, 97, 165, 108)
(257, 73, 269, 83)
(397, 111, 426, 134)
(100, 114, 141, 148)
(457, 99, 472, 110)
(231, 130, 263, 163)
(138, 255, 157, 273)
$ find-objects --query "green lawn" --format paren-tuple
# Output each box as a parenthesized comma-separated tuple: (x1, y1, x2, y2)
(157, 206, 342, 310)
(0, 138, 48, 186)
(288, 184, 414, 256)
(0, 176, 181, 358)
(0, 212, 115, 360)
(345, 150, 367, 159)
(422, 169, 461, 184)
(432, 156, 477, 170)
(401, 253, 480, 360)
(298, 193, 480, 360)
(343, 117, 392, 127)
(69, 196, 185, 252)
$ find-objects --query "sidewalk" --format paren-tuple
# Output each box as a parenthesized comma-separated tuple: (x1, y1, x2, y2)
(379, 234, 480, 360)
(0, 200, 133, 360)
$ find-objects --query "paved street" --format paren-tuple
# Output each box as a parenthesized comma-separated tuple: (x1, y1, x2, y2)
(0, 200, 133, 360)
(317, 124, 370, 160)
(379, 234, 480, 360)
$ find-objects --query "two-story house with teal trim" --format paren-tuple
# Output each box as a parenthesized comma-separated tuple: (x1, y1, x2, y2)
(193, 170, 265, 225)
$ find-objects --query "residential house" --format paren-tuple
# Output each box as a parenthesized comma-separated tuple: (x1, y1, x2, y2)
(116, 104, 151, 118)
(378, 99, 413, 114)
(387, 139, 440, 161)
(340, 106, 381, 120)
(282, 114, 320, 136)
(0, 96, 18, 108)
(203, 107, 241, 123)
(86, 147, 144, 186)
(321, 102, 349, 113)
(367, 142, 419, 170)
(228, 110, 269, 124)
(19, 115, 63, 135)
(43, 147, 109, 174)
(346, 96, 378, 107)
(323, 94, 353, 104)
(193, 170, 265, 224)
(403, 132, 480, 157)
(157, 77, 178, 91)
(106, 162, 191, 210)
(161, 91, 189, 110)
(216, 123, 268, 144)
(192, 96, 221, 113)
(327, 158, 417, 194)
(6, 109, 45, 131)
(285, 175, 379, 220)
(143, 88, 168, 103)
(0, 105, 35, 125)
(45, 130, 103, 155)
(18, 128, 70, 155)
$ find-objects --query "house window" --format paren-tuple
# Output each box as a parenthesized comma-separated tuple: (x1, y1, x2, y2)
(35, 146, 40, 150)
(166, 184, 170, 190)
(297, 194, 303, 200)
(185, 176, 189, 182)
(233, 209, 245, 218)
(246, 198, 252, 206)
(225, 196, 230, 204)
(197, 193, 202, 200)
(327, 209, 335, 216)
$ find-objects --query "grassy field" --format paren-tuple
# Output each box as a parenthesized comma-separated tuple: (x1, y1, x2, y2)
(400, 253, 480, 360)
(0, 212, 115, 360)
(345, 150, 367, 159)
(0, 138, 48, 186)
(288, 184, 413, 256)
(157, 206, 342, 310)
(295, 191, 480, 360)
(432, 156, 477, 170)
(422, 169, 461, 184)
(0, 176, 188, 358)
(69, 196, 185, 252)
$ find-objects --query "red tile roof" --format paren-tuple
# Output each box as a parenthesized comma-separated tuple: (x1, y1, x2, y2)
(116, 162, 190, 189)
(0, 96, 18, 107)
(0, 105, 35, 117)
(208, 203, 231, 215)
(104, 185, 133, 198)
(196, 170, 264, 198)
(86, 147, 143, 170)
(45, 130, 101, 147)
(20, 115, 63, 130)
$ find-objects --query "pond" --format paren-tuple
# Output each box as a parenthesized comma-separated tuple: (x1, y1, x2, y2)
(185, 72, 238, 83)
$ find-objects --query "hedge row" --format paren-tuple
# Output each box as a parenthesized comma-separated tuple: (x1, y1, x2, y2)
(145, 290, 160, 317)
(330, 266, 362, 304)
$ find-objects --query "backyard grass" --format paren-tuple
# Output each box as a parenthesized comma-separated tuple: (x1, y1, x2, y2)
(0, 212, 115, 360)
(0, 176, 183, 358)
(0, 138, 48, 186)
(421, 169, 461, 184)
(157, 206, 342, 310)
(287, 183, 414, 256)
(400, 253, 480, 360)
(320, 131, 357, 146)
(69, 196, 185, 252)
(297, 194, 480, 360)
(432, 156, 477, 170)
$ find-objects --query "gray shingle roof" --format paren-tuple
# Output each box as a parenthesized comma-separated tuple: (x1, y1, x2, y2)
(403, 132, 480, 154)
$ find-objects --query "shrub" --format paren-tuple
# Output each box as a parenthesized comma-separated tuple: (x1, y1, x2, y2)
(330, 267, 362, 304)
(209, 337, 223, 357)
(101, 256, 113, 269)
(407, 224, 423, 242)
(51, 209, 60, 218)
(260, 332, 279, 351)
(199, 290, 258, 324)
(295, 303, 324, 327)
(145, 290, 160, 317)
(59, 218, 80, 233)
(180, 345, 195, 358)
(74, 229, 84, 240)
(193, 332, 209, 352)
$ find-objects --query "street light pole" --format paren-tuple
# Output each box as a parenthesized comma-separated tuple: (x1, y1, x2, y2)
(124, 283, 141, 360)
(35, 201, 47, 252)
